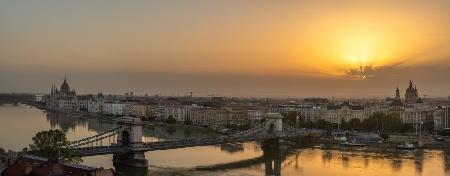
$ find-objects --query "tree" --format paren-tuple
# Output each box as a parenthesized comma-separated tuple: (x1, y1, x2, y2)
(184, 119, 193, 125)
(347, 118, 361, 131)
(305, 120, 315, 128)
(383, 112, 402, 132)
(24, 129, 81, 163)
(166, 126, 176, 135)
(340, 118, 347, 130)
(282, 111, 298, 126)
(297, 116, 306, 128)
(317, 119, 332, 130)
(360, 112, 403, 133)
(166, 115, 177, 124)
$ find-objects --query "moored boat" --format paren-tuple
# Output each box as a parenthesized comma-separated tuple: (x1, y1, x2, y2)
(396, 142, 416, 150)
(340, 139, 365, 147)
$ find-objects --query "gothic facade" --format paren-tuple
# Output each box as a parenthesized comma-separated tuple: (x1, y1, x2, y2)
(44, 78, 79, 110)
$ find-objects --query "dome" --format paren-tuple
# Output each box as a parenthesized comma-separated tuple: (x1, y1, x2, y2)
(405, 80, 419, 104)
(405, 81, 415, 94)
(60, 78, 71, 93)
(416, 98, 423, 103)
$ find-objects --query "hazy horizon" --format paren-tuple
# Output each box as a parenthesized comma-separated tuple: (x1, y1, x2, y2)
(1, 1, 450, 97)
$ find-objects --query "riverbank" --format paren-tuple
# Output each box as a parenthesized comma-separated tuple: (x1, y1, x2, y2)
(27, 103, 216, 132)
(319, 137, 450, 150)
(24, 103, 450, 150)
(3, 104, 450, 176)
(148, 166, 254, 176)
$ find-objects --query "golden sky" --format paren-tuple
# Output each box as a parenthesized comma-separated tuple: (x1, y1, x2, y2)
(1, 1, 449, 96)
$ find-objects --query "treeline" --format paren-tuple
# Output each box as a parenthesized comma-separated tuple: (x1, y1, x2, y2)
(0, 93, 35, 103)
(303, 98, 329, 104)
(282, 112, 424, 133)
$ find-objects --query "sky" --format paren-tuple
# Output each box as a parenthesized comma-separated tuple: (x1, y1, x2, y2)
(1, 0, 450, 97)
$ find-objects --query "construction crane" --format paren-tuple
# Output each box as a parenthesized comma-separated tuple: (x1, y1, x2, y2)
(185, 91, 202, 97)
(185, 91, 216, 98)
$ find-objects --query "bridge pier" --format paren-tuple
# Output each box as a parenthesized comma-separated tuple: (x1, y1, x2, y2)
(261, 113, 287, 176)
(113, 117, 148, 168)
(261, 138, 287, 150)
(262, 139, 286, 176)
(113, 152, 148, 168)
(113, 162, 148, 176)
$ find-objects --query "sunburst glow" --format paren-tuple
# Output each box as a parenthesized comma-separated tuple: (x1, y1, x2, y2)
(338, 33, 385, 79)
(291, 9, 445, 79)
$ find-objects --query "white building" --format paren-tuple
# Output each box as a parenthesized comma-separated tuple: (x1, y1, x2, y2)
(77, 95, 91, 111)
(87, 97, 104, 113)
(152, 105, 168, 121)
(434, 108, 444, 130)
(189, 108, 248, 128)
(302, 107, 326, 123)
(247, 109, 266, 124)
(173, 106, 192, 123)
(400, 106, 434, 125)
(129, 104, 149, 118)
(102, 102, 127, 116)
(267, 105, 297, 114)
(442, 106, 450, 129)
(323, 102, 369, 124)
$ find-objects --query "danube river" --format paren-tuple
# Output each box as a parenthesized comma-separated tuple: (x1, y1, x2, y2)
(1, 104, 450, 176)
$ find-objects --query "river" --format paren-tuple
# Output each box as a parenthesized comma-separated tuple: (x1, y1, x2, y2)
(1, 104, 450, 176)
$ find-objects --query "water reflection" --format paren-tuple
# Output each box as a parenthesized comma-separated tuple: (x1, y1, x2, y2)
(444, 149, 450, 172)
(2, 105, 450, 176)
(196, 142, 450, 176)
(45, 111, 216, 142)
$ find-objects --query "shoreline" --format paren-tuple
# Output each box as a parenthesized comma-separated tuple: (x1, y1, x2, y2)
(24, 103, 450, 150)
(26, 103, 216, 132)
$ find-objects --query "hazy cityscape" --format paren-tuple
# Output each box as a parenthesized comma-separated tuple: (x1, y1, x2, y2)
(2, 1, 450, 176)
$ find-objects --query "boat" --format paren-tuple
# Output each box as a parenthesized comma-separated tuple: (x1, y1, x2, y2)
(435, 137, 446, 142)
(340, 139, 365, 147)
(332, 131, 347, 142)
(396, 142, 416, 150)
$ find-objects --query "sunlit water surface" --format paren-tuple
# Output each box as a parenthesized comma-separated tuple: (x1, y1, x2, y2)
(1, 104, 450, 176)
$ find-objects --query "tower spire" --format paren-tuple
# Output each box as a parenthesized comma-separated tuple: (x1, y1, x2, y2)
(395, 86, 400, 99)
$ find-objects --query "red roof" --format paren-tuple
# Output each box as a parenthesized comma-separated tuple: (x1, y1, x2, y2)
(2, 155, 108, 176)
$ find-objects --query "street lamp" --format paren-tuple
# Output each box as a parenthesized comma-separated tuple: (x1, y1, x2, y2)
(418, 120, 424, 147)
(419, 121, 423, 137)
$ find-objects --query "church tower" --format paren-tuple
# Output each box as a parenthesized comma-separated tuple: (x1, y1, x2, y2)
(391, 86, 403, 108)
(395, 87, 401, 99)
(405, 80, 419, 104)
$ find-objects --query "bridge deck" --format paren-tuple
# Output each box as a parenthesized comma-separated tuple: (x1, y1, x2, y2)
(73, 130, 322, 156)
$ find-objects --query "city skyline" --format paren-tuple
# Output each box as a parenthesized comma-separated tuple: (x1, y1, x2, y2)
(24, 77, 443, 99)
(2, 1, 450, 175)
(1, 0, 450, 97)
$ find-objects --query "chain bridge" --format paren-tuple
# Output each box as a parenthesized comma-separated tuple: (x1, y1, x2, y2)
(68, 113, 323, 168)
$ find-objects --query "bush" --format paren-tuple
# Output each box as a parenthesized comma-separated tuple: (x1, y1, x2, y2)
(166, 115, 177, 124)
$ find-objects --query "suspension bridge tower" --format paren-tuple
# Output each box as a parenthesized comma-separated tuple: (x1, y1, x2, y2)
(264, 113, 284, 132)
(112, 117, 148, 168)
(262, 113, 287, 150)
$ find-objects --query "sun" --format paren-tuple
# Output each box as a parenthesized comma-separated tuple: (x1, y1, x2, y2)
(335, 31, 388, 79)
(292, 15, 423, 78)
